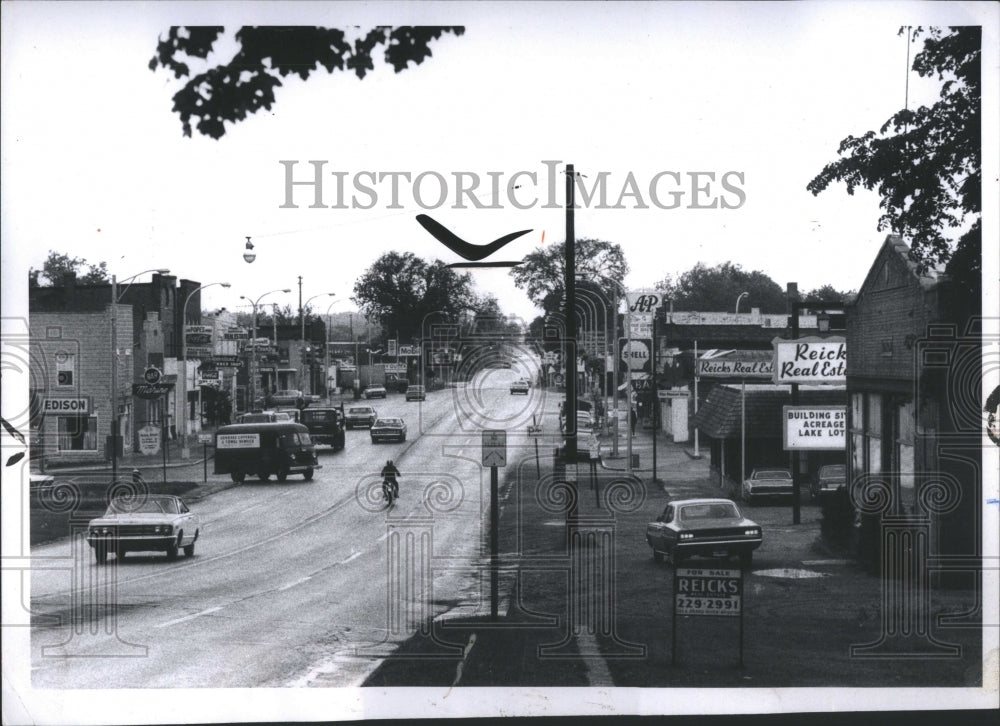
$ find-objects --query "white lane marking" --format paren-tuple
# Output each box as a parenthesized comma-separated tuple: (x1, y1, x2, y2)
(376, 531, 390, 543)
(155, 606, 222, 629)
(339, 551, 362, 565)
(278, 575, 312, 591)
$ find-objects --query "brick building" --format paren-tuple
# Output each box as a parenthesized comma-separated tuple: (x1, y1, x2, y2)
(29, 272, 200, 464)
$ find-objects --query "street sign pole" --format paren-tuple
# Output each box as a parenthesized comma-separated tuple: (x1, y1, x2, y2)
(490, 464, 499, 619)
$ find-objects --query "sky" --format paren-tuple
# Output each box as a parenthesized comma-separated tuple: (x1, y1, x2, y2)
(2, 1, 999, 720)
(3, 1, 996, 329)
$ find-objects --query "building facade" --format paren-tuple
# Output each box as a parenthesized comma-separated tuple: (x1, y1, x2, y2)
(846, 235, 980, 585)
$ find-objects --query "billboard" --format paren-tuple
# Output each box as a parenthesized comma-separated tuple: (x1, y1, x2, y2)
(782, 406, 847, 450)
(697, 356, 773, 378)
(772, 336, 846, 384)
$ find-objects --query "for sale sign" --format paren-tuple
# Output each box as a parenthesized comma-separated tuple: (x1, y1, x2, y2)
(674, 567, 742, 616)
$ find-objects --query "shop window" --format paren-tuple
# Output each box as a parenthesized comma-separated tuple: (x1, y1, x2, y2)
(866, 393, 882, 475)
(57, 415, 97, 451)
(897, 401, 916, 512)
(55, 351, 76, 387)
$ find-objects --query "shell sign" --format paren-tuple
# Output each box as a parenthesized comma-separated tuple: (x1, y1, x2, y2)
(772, 336, 846, 384)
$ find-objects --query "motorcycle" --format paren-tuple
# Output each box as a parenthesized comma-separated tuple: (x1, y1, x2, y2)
(382, 476, 398, 506)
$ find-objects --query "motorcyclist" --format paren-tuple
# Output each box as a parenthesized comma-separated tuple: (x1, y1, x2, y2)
(381, 459, 400, 500)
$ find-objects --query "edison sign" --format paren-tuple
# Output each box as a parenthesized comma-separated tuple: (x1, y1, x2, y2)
(783, 406, 846, 450)
(772, 337, 846, 384)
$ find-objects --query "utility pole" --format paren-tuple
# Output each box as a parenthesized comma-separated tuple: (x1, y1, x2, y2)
(564, 163, 577, 464)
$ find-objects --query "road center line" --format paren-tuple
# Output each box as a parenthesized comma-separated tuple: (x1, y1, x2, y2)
(278, 575, 312, 591)
(155, 606, 222, 629)
(339, 551, 362, 565)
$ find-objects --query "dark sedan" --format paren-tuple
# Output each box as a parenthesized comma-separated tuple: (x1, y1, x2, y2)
(370, 417, 407, 443)
(646, 498, 762, 569)
(811, 463, 847, 501)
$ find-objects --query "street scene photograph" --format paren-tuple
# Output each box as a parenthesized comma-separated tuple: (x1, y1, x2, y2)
(1, 1, 998, 723)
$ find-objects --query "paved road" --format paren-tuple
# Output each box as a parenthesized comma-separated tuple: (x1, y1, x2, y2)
(30, 363, 557, 688)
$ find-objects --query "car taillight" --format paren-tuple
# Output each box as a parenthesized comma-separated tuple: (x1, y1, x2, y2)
(744, 528, 760, 537)
(679, 533, 694, 540)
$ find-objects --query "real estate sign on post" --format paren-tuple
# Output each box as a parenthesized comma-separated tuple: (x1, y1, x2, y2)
(771, 336, 846, 384)
(782, 406, 847, 450)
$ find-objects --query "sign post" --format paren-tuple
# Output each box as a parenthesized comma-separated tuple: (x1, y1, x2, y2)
(482, 430, 507, 619)
(672, 567, 744, 666)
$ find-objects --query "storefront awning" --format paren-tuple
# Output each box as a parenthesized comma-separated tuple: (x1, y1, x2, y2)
(695, 383, 846, 439)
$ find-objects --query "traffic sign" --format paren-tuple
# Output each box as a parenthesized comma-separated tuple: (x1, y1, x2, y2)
(482, 429, 507, 467)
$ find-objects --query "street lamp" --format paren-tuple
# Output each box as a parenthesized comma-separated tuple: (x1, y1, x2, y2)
(110, 268, 170, 485)
(301, 292, 335, 395)
(180, 281, 231, 458)
(735, 291, 749, 314)
(240, 289, 290, 411)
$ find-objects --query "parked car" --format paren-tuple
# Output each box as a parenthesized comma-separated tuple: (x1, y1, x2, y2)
(646, 498, 761, 568)
(741, 467, 794, 503)
(510, 379, 530, 395)
(299, 407, 346, 451)
(370, 417, 407, 443)
(214, 422, 319, 482)
(405, 385, 426, 401)
(811, 463, 847, 501)
(344, 405, 378, 429)
(237, 410, 293, 424)
(267, 390, 318, 408)
(364, 385, 388, 399)
(87, 494, 199, 564)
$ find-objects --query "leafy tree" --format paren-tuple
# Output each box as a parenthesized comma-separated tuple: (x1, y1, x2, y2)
(657, 262, 788, 313)
(802, 285, 854, 305)
(807, 26, 980, 304)
(510, 238, 629, 313)
(149, 25, 465, 139)
(28, 251, 109, 287)
(352, 252, 477, 343)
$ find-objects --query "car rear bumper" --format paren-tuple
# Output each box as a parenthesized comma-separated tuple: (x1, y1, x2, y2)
(371, 433, 404, 441)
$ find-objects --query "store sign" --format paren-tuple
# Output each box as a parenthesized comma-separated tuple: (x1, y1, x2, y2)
(42, 397, 90, 413)
(132, 382, 174, 399)
(398, 345, 421, 356)
(772, 337, 846, 384)
(619, 338, 652, 372)
(626, 290, 667, 314)
(782, 406, 846, 450)
(223, 328, 249, 340)
(698, 357, 773, 379)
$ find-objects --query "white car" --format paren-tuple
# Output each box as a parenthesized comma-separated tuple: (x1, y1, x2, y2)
(87, 494, 199, 564)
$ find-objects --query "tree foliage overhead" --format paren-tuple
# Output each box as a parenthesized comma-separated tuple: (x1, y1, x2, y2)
(149, 25, 465, 139)
(656, 262, 788, 314)
(807, 26, 980, 283)
(352, 252, 477, 343)
(509, 238, 629, 313)
(28, 251, 109, 287)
